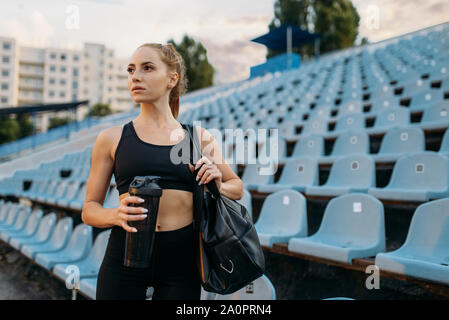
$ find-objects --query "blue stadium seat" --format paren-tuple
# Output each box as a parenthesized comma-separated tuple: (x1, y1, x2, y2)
(373, 126, 425, 162)
(417, 100, 449, 130)
(9, 213, 57, 250)
(366, 107, 410, 135)
(79, 277, 97, 300)
(0, 208, 43, 242)
(104, 185, 120, 209)
(236, 188, 253, 221)
(21, 216, 73, 259)
(300, 117, 328, 136)
(0, 205, 31, 240)
(0, 203, 22, 229)
(257, 157, 318, 193)
(0, 201, 11, 223)
(53, 229, 111, 281)
(375, 198, 449, 285)
(439, 128, 449, 157)
(318, 131, 369, 165)
(56, 180, 82, 207)
(288, 193, 386, 264)
(327, 113, 365, 138)
(69, 182, 87, 210)
(214, 275, 276, 300)
(254, 189, 307, 247)
(369, 151, 449, 201)
(408, 90, 444, 111)
(307, 154, 375, 197)
(241, 163, 274, 191)
(337, 100, 363, 118)
(34, 223, 93, 271)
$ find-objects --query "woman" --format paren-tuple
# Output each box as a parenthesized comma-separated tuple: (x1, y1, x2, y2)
(81, 43, 244, 300)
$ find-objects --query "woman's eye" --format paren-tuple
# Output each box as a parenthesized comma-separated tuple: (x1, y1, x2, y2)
(127, 68, 134, 73)
(145, 66, 153, 70)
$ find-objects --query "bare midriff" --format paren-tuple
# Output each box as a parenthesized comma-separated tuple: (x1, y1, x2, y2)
(119, 189, 194, 232)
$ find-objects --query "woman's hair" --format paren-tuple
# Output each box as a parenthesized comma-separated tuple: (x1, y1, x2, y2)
(137, 43, 188, 119)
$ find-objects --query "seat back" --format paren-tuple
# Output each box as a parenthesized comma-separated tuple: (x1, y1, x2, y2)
(104, 185, 120, 209)
(88, 229, 111, 268)
(278, 157, 319, 187)
(377, 126, 425, 155)
(255, 189, 307, 237)
(0, 201, 12, 222)
(373, 107, 409, 129)
(302, 117, 328, 135)
(66, 223, 93, 258)
(214, 275, 276, 300)
(388, 152, 449, 191)
(325, 154, 375, 188)
(400, 198, 449, 259)
(330, 132, 369, 157)
(241, 164, 274, 186)
(11, 205, 31, 230)
(3, 203, 22, 227)
(439, 128, 449, 153)
(420, 100, 449, 124)
(316, 193, 385, 248)
(409, 90, 444, 111)
(291, 135, 324, 158)
(49, 217, 73, 249)
(23, 209, 44, 236)
(35, 213, 57, 242)
(258, 137, 287, 163)
(236, 189, 252, 220)
(337, 100, 363, 118)
(334, 113, 365, 132)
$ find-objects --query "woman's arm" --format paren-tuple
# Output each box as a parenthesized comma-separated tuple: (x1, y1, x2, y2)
(194, 126, 244, 201)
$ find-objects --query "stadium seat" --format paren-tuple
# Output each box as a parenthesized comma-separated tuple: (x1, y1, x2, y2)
(0, 208, 43, 242)
(214, 275, 276, 300)
(318, 131, 369, 165)
(56, 180, 82, 207)
(417, 100, 449, 130)
(288, 193, 386, 264)
(368, 151, 449, 201)
(366, 107, 410, 135)
(236, 188, 253, 221)
(257, 157, 318, 193)
(9, 213, 57, 250)
(104, 185, 120, 209)
(241, 163, 274, 191)
(34, 223, 93, 271)
(439, 128, 449, 156)
(69, 182, 88, 210)
(336, 100, 363, 118)
(53, 229, 111, 281)
(254, 189, 307, 247)
(408, 90, 444, 111)
(0, 203, 22, 229)
(0, 205, 31, 240)
(373, 126, 425, 162)
(79, 277, 97, 300)
(21, 216, 73, 259)
(306, 154, 375, 197)
(375, 198, 449, 285)
(0, 200, 11, 223)
(327, 113, 365, 138)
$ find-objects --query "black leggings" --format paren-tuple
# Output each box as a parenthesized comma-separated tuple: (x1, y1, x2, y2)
(96, 222, 201, 300)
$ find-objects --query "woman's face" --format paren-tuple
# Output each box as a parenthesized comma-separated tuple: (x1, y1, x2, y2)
(127, 46, 176, 103)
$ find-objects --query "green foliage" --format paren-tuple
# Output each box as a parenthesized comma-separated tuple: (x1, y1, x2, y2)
(48, 116, 71, 130)
(0, 116, 20, 144)
(268, 0, 360, 59)
(16, 113, 34, 139)
(88, 103, 113, 117)
(168, 35, 215, 92)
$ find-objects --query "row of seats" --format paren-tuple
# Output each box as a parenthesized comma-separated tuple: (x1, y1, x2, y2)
(244, 151, 449, 202)
(0, 199, 277, 300)
(254, 190, 449, 285)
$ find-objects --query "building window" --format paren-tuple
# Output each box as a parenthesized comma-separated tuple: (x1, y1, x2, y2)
(73, 55, 79, 62)
(61, 54, 66, 60)
(2, 56, 9, 63)
(60, 91, 65, 98)
(3, 43, 11, 50)
(72, 81, 78, 89)
(1, 97, 7, 103)
(50, 52, 56, 59)
(49, 65, 56, 72)
(60, 79, 66, 85)
(2, 70, 8, 77)
(1, 83, 8, 90)
(60, 66, 66, 73)
(72, 93, 77, 101)
(73, 68, 79, 77)
(49, 91, 55, 97)
(108, 87, 112, 92)
(49, 78, 55, 85)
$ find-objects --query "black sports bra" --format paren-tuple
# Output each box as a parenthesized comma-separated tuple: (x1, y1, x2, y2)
(112, 120, 195, 195)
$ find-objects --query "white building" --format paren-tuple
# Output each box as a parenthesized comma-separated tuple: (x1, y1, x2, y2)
(0, 36, 135, 131)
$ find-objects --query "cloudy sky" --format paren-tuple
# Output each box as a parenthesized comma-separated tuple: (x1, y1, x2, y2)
(0, 0, 448, 84)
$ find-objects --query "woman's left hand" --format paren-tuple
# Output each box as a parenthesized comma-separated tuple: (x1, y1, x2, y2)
(188, 156, 222, 192)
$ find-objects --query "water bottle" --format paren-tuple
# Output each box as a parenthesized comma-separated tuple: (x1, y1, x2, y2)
(123, 175, 163, 268)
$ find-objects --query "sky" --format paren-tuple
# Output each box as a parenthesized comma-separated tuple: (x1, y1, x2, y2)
(0, 0, 448, 84)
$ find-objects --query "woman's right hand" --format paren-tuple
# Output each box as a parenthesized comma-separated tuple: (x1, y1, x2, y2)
(114, 196, 148, 232)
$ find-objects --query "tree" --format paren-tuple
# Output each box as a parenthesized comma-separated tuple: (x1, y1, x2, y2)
(168, 35, 215, 92)
(0, 116, 20, 145)
(16, 113, 34, 139)
(267, 0, 360, 59)
(48, 116, 71, 129)
(88, 103, 113, 117)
